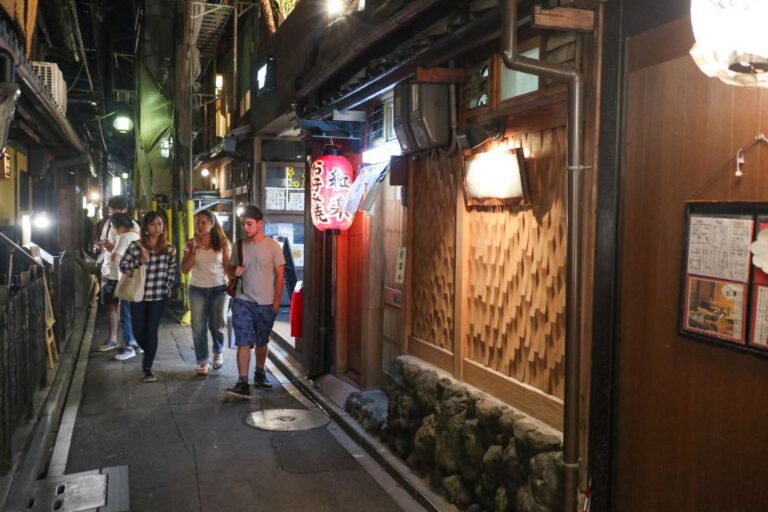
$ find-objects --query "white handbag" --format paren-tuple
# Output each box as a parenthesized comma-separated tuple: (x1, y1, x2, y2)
(115, 264, 146, 302)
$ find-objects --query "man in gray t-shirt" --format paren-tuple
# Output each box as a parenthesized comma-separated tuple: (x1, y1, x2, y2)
(225, 205, 285, 399)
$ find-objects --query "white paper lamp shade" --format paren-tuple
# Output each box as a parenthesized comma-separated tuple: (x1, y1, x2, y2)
(690, 0, 768, 87)
(464, 148, 530, 207)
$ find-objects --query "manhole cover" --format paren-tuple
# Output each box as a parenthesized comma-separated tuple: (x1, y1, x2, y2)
(245, 408, 330, 431)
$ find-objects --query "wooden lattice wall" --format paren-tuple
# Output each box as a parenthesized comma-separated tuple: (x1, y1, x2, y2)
(411, 154, 458, 351)
(466, 129, 567, 398)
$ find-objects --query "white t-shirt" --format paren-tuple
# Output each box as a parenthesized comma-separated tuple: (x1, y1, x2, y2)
(113, 230, 141, 280)
(187, 241, 228, 288)
(99, 221, 116, 277)
(100, 218, 140, 277)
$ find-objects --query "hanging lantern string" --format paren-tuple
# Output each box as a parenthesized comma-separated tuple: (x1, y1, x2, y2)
(688, 133, 768, 200)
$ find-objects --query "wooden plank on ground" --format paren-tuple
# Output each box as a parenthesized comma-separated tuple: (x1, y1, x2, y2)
(99, 466, 130, 512)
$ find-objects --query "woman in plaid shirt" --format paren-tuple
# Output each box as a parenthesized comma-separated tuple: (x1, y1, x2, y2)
(119, 211, 177, 382)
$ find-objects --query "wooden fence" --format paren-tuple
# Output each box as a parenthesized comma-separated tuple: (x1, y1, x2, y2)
(0, 280, 46, 473)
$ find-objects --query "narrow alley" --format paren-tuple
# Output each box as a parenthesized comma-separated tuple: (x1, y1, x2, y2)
(54, 302, 421, 512)
(3, 1, 768, 512)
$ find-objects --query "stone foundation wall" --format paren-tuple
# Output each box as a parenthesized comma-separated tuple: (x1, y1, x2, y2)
(347, 356, 564, 512)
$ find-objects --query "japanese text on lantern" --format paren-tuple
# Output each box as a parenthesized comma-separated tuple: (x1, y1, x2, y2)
(310, 154, 355, 231)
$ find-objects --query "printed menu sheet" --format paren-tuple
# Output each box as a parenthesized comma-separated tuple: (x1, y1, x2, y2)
(686, 215, 754, 283)
(750, 220, 768, 349)
(266, 188, 286, 211)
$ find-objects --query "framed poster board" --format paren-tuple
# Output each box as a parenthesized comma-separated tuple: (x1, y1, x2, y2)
(262, 162, 305, 214)
(681, 202, 768, 356)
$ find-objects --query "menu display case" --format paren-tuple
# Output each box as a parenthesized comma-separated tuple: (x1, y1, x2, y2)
(681, 202, 768, 356)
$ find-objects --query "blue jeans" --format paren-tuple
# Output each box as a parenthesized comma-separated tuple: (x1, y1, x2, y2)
(189, 284, 228, 364)
(130, 299, 167, 371)
(119, 300, 135, 345)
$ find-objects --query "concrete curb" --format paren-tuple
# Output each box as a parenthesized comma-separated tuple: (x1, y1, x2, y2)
(268, 343, 451, 512)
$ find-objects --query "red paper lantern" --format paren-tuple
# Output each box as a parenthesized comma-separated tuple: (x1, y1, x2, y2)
(310, 146, 355, 231)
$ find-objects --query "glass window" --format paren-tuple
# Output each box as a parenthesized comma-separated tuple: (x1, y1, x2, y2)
(264, 222, 305, 268)
(264, 164, 305, 212)
(367, 103, 385, 147)
(464, 60, 490, 110)
(500, 47, 540, 101)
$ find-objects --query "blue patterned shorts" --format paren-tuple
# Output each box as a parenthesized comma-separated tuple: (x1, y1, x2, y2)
(231, 298, 277, 348)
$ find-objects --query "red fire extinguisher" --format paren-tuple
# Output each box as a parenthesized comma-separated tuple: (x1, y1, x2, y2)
(290, 281, 303, 338)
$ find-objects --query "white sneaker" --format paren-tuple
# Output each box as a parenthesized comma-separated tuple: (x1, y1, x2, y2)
(212, 353, 223, 370)
(197, 363, 210, 376)
(114, 347, 136, 361)
(129, 342, 143, 354)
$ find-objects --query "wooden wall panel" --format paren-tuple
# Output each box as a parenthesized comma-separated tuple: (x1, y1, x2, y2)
(411, 154, 458, 351)
(616, 51, 768, 511)
(466, 129, 567, 398)
(383, 184, 405, 290)
(382, 183, 406, 368)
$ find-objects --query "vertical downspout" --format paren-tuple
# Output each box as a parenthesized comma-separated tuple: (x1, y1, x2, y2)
(500, 1, 584, 511)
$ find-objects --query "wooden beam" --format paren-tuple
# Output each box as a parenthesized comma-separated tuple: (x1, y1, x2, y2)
(453, 164, 469, 380)
(463, 359, 564, 430)
(409, 336, 453, 374)
(532, 6, 595, 32)
(415, 67, 465, 84)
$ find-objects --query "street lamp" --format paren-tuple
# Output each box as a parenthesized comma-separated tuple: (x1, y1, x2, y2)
(113, 115, 133, 133)
(200, 167, 210, 177)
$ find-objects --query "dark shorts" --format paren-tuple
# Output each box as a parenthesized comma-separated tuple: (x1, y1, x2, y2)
(101, 278, 119, 305)
(231, 298, 277, 348)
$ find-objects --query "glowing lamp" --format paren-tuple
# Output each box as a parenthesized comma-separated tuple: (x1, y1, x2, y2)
(310, 146, 355, 231)
(113, 115, 133, 133)
(327, 0, 344, 17)
(690, 0, 768, 87)
(32, 212, 50, 229)
(464, 147, 531, 208)
(112, 176, 122, 196)
(200, 168, 210, 177)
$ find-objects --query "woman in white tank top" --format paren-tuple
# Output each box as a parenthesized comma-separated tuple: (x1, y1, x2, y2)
(181, 210, 231, 375)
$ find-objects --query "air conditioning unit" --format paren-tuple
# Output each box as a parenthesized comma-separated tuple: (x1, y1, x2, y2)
(393, 81, 450, 153)
(32, 62, 67, 114)
(393, 83, 417, 153)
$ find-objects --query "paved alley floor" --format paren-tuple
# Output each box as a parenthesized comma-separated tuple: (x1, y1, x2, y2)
(64, 308, 413, 512)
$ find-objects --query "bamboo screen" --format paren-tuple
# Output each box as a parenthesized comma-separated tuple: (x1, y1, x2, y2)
(466, 128, 567, 398)
(382, 183, 406, 365)
(411, 154, 459, 350)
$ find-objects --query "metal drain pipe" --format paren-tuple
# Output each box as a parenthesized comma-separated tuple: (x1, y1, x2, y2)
(500, 1, 585, 511)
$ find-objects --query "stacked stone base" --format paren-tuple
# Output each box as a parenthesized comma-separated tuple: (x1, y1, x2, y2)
(346, 356, 563, 512)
